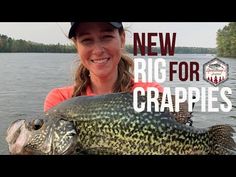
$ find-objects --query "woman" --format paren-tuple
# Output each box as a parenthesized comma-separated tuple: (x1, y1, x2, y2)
(44, 22, 163, 112)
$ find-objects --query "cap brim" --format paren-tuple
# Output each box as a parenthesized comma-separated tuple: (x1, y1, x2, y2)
(68, 22, 123, 39)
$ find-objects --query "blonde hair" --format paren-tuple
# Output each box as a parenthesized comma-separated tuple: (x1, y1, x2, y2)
(71, 27, 134, 97)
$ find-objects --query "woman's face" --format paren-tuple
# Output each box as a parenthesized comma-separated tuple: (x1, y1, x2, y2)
(74, 22, 125, 78)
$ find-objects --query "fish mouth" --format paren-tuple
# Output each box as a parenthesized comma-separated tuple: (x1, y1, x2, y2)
(6, 119, 32, 154)
(91, 57, 110, 64)
(6, 119, 26, 144)
(6, 118, 78, 155)
(6, 119, 48, 155)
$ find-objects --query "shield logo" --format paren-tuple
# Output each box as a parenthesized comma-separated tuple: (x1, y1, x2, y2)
(203, 58, 229, 86)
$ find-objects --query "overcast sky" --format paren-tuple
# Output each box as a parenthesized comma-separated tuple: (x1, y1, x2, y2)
(0, 22, 229, 48)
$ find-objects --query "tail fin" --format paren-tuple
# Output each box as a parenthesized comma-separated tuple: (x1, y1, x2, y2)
(209, 125, 236, 155)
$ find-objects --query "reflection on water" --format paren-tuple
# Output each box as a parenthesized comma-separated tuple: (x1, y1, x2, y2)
(0, 53, 235, 154)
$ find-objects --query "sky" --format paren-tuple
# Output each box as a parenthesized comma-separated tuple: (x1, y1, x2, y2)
(0, 22, 229, 48)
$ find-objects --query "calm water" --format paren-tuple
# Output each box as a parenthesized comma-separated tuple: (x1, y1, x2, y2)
(0, 53, 235, 154)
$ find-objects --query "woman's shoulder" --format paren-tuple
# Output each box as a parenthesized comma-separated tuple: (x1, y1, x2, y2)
(47, 85, 73, 96)
(44, 85, 74, 112)
(53, 85, 74, 92)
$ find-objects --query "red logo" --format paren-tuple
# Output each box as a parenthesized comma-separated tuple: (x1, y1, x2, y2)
(203, 58, 229, 86)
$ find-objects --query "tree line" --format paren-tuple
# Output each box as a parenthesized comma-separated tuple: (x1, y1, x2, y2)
(125, 45, 216, 54)
(216, 22, 236, 58)
(0, 34, 216, 54)
(0, 34, 76, 53)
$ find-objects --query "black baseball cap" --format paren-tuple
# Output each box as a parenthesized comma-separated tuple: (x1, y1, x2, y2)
(68, 22, 123, 39)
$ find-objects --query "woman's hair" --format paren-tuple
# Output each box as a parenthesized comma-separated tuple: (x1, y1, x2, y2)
(71, 28, 134, 97)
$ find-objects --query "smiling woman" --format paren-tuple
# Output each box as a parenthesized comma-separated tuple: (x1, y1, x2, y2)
(71, 22, 127, 95)
(43, 22, 164, 112)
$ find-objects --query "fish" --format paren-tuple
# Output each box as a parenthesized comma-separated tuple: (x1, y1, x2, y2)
(157, 93, 193, 125)
(208, 63, 224, 70)
(5, 92, 236, 155)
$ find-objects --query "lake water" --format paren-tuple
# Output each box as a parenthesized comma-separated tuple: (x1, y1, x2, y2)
(0, 53, 236, 155)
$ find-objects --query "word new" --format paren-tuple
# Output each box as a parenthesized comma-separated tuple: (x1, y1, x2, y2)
(133, 32, 176, 56)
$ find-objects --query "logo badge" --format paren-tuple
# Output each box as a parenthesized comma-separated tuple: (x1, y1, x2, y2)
(203, 58, 229, 86)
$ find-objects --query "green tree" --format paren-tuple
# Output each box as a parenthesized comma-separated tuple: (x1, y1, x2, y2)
(0, 34, 76, 53)
(217, 22, 236, 58)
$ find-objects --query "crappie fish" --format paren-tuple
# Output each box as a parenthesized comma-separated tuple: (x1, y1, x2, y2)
(6, 92, 236, 155)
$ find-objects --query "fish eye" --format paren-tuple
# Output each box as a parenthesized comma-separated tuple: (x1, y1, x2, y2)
(32, 119, 44, 130)
(67, 130, 77, 136)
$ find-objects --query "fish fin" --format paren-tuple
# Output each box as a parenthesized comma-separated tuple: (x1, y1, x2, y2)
(209, 125, 236, 155)
(139, 91, 194, 125)
(191, 95, 196, 112)
(168, 95, 193, 125)
(186, 95, 196, 126)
